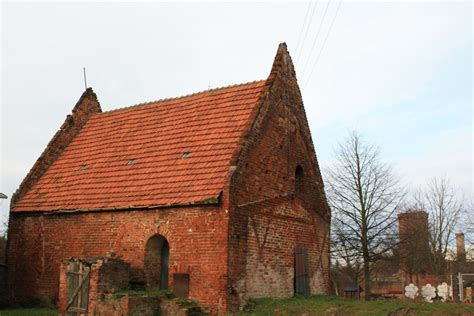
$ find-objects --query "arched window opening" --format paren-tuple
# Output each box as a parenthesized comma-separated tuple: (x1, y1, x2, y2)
(144, 234, 169, 290)
(295, 165, 304, 196)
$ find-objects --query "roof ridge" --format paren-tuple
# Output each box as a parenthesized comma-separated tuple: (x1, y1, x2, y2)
(100, 79, 266, 115)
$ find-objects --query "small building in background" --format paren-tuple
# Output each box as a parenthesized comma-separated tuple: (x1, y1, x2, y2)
(342, 283, 363, 300)
(368, 210, 474, 302)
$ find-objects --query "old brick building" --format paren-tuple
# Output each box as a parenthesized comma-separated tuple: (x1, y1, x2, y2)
(7, 43, 331, 313)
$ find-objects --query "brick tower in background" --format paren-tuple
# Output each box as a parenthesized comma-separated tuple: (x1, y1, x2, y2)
(398, 211, 431, 285)
(456, 233, 466, 262)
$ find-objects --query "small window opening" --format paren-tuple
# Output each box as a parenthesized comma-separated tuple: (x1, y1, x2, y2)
(295, 165, 304, 195)
(127, 159, 136, 165)
(182, 152, 192, 158)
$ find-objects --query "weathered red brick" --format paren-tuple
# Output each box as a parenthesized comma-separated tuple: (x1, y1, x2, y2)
(7, 43, 331, 314)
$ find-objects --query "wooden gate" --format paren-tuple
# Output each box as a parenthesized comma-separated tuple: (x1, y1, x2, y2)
(294, 247, 310, 296)
(65, 261, 90, 316)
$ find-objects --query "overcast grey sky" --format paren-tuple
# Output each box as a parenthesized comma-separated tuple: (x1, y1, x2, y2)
(1, 1, 472, 226)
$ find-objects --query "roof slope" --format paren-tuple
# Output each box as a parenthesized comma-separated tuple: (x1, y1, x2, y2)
(13, 81, 266, 212)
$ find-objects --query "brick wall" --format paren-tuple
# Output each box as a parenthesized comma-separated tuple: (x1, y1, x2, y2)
(7, 205, 229, 313)
(226, 44, 331, 310)
(7, 43, 331, 314)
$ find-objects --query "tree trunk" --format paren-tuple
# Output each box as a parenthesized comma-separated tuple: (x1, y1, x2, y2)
(363, 252, 371, 300)
(363, 259, 371, 300)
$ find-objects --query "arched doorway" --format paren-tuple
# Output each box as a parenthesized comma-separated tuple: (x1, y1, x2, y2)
(144, 234, 169, 290)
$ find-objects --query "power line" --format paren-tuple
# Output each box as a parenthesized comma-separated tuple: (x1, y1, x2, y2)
(301, 0, 332, 79)
(294, 1, 313, 57)
(295, 0, 319, 66)
(304, 0, 343, 88)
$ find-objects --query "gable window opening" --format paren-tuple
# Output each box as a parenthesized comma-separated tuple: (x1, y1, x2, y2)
(295, 165, 304, 196)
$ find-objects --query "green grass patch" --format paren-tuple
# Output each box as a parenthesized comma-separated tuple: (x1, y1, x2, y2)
(111, 289, 173, 300)
(0, 308, 57, 316)
(238, 295, 474, 316)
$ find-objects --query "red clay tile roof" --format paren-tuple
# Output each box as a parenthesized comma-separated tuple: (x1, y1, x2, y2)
(13, 81, 267, 212)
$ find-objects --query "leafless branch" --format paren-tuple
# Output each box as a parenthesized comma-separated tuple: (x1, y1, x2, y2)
(326, 131, 405, 299)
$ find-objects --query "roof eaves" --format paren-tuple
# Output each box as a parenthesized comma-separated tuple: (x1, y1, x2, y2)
(11, 194, 222, 215)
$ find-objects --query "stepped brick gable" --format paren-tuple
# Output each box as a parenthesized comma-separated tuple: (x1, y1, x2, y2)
(7, 43, 331, 314)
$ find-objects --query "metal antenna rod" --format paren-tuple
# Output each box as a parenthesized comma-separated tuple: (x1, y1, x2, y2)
(83, 67, 87, 90)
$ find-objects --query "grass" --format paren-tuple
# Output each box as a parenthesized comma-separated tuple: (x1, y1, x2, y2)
(0, 308, 57, 316)
(1, 296, 473, 316)
(238, 295, 474, 316)
(110, 288, 171, 299)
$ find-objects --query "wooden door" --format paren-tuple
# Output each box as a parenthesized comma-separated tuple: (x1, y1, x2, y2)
(294, 247, 310, 296)
(66, 261, 90, 316)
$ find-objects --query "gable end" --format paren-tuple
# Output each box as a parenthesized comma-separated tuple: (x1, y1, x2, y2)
(230, 43, 330, 219)
(11, 88, 102, 209)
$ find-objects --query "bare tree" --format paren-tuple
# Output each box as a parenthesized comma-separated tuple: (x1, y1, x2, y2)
(326, 132, 404, 300)
(331, 218, 364, 280)
(331, 221, 364, 297)
(413, 177, 463, 280)
(459, 199, 473, 258)
(0, 214, 8, 238)
(0, 195, 8, 238)
(332, 214, 364, 261)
